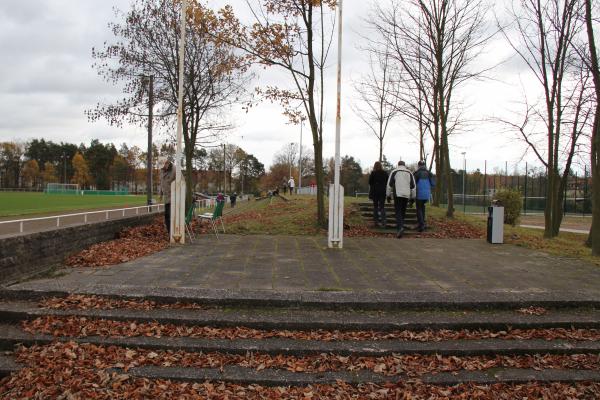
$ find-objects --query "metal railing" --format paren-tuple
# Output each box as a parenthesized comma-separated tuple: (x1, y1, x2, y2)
(0, 204, 164, 235)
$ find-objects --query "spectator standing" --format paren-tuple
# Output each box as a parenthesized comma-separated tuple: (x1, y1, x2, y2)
(288, 177, 295, 195)
(368, 161, 389, 227)
(413, 161, 435, 232)
(230, 192, 238, 208)
(386, 160, 416, 238)
(159, 157, 176, 236)
(282, 177, 288, 195)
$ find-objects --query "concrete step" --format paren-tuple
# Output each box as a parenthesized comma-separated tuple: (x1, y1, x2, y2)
(358, 207, 416, 214)
(2, 346, 598, 387)
(360, 213, 417, 220)
(1, 323, 598, 357)
(3, 287, 600, 311)
(117, 365, 600, 386)
(4, 301, 600, 332)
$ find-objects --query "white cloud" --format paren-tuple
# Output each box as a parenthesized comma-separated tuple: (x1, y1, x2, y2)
(0, 0, 573, 175)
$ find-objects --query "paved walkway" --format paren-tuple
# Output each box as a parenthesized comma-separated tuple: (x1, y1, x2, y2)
(11, 235, 600, 296)
(520, 224, 589, 235)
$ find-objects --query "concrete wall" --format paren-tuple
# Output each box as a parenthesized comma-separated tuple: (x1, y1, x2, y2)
(0, 214, 158, 284)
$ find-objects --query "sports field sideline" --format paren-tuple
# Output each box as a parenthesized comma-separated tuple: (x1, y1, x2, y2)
(0, 191, 150, 218)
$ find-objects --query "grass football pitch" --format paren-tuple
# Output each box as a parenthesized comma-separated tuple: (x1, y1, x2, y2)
(0, 191, 150, 218)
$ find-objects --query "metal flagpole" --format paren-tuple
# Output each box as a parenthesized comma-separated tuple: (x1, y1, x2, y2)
(329, 0, 344, 248)
(171, 0, 187, 244)
(146, 75, 154, 206)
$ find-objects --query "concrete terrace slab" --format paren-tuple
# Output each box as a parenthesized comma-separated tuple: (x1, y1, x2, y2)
(7, 235, 600, 303)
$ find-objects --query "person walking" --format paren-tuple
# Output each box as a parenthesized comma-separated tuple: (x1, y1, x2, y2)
(288, 176, 295, 195)
(368, 161, 389, 227)
(159, 157, 176, 236)
(413, 160, 435, 232)
(386, 160, 416, 238)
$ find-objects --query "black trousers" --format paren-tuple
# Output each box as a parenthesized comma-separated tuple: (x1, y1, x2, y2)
(164, 203, 171, 235)
(416, 199, 427, 230)
(372, 195, 386, 225)
(393, 197, 408, 232)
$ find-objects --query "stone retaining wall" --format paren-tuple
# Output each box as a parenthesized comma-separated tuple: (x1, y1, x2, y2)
(0, 214, 158, 284)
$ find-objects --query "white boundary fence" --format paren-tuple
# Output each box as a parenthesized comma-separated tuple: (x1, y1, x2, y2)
(0, 204, 164, 235)
(297, 186, 318, 195)
(195, 195, 251, 211)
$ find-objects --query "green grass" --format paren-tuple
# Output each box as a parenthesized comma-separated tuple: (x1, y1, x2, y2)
(0, 191, 150, 217)
(196, 195, 326, 236)
(440, 206, 600, 265)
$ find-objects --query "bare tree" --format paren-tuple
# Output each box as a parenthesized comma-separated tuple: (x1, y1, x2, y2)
(368, 0, 489, 217)
(582, 0, 600, 252)
(193, 0, 337, 226)
(501, 0, 589, 237)
(89, 0, 250, 206)
(352, 48, 401, 162)
(274, 142, 299, 177)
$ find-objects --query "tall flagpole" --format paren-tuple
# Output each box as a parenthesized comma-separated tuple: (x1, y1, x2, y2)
(172, 0, 187, 243)
(328, 0, 344, 248)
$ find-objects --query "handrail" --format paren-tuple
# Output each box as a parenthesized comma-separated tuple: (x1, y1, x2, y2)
(0, 204, 164, 234)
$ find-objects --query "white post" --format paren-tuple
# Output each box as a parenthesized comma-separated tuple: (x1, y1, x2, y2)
(328, 0, 344, 248)
(171, 0, 187, 244)
(299, 123, 303, 190)
(462, 151, 466, 214)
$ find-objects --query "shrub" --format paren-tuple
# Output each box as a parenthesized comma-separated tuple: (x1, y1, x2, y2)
(493, 188, 522, 226)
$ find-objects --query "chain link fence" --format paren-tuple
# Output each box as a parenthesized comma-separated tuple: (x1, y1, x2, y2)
(438, 161, 591, 215)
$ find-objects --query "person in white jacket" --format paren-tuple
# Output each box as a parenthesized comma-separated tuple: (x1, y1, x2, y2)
(386, 160, 416, 238)
(288, 177, 295, 195)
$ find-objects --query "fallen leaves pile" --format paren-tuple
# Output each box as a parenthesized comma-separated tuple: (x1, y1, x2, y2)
(65, 218, 169, 267)
(40, 295, 206, 311)
(1, 342, 600, 399)
(423, 217, 485, 239)
(11, 342, 600, 376)
(2, 367, 598, 400)
(22, 316, 600, 342)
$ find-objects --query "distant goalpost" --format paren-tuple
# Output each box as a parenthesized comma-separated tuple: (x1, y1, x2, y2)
(46, 183, 80, 194)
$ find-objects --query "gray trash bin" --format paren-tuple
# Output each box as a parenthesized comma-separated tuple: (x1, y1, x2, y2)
(487, 204, 504, 244)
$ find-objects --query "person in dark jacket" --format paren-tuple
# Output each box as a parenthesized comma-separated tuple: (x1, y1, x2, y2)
(230, 192, 238, 208)
(368, 161, 389, 227)
(159, 157, 176, 236)
(413, 160, 435, 232)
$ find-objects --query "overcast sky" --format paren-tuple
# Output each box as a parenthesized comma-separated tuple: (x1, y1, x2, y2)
(0, 0, 570, 174)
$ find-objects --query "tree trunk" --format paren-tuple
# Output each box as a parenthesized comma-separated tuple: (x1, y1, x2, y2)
(183, 143, 194, 213)
(433, 129, 442, 207)
(591, 110, 600, 254)
(313, 138, 325, 226)
(442, 130, 454, 218)
(544, 169, 556, 238)
(585, 0, 600, 255)
(552, 173, 566, 237)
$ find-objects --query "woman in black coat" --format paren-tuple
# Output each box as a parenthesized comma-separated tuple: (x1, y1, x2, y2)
(368, 161, 389, 227)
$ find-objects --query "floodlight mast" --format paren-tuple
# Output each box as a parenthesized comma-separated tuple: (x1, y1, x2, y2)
(328, 0, 344, 248)
(172, 0, 187, 244)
